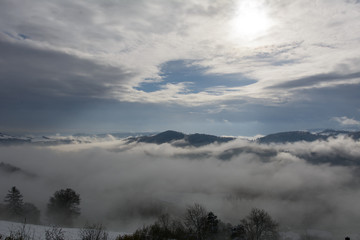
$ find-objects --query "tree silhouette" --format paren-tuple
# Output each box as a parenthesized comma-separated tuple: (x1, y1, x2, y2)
(47, 188, 80, 227)
(241, 208, 279, 240)
(206, 212, 219, 235)
(4, 186, 24, 221)
(184, 203, 207, 240)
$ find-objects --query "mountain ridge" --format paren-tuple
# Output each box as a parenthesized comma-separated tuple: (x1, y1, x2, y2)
(126, 130, 236, 147)
(1, 129, 360, 146)
(257, 129, 360, 144)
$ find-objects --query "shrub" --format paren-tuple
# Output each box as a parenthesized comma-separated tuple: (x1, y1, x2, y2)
(45, 226, 65, 240)
(7, 223, 35, 240)
(79, 223, 108, 240)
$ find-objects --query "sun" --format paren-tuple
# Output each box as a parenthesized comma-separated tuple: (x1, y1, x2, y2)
(230, 0, 272, 40)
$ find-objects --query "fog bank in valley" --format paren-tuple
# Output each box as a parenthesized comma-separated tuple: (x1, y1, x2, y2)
(1, 136, 360, 237)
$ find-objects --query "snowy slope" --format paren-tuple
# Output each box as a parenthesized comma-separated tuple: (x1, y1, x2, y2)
(0, 220, 124, 240)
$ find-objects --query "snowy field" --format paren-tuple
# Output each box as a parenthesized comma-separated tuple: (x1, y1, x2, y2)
(0, 220, 124, 240)
(2, 219, 360, 240)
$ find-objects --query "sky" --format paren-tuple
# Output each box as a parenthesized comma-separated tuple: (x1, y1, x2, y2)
(1, 0, 360, 136)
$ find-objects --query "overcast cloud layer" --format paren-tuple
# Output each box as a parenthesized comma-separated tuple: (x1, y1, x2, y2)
(1, 0, 360, 135)
(1, 138, 360, 238)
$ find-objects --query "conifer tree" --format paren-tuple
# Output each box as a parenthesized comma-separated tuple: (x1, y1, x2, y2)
(206, 212, 219, 234)
(4, 186, 24, 220)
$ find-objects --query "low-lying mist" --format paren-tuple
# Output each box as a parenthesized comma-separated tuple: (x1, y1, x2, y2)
(1, 136, 360, 237)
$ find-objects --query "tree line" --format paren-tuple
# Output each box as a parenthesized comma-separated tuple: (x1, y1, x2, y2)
(0, 186, 279, 240)
(0, 186, 80, 227)
(117, 203, 279, 240)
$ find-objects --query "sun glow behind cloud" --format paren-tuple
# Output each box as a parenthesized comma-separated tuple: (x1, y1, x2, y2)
(230, 0, 273, 41)
(1, 0, 360, 134)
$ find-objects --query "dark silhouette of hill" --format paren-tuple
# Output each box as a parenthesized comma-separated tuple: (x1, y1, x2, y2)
(218, 146, 278, 161)
(185, 133, 235, 147)
(257, 130, 360, 144)
(0, 162, 36, 177)
(1, 129, 359, 153)
(127, 130, 235, 147)
(0, 132, 31, 145)
(258, 131, 325, 144)
(0, 133, 81, 146)
(349, 131, 360, 140)
(134, 130, 185, 144)
(0, 162, 21, 173)
(74, 131, 158, 139)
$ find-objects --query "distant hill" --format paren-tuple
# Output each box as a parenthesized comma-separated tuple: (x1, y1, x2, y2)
(0, 133, 80, 146)
(1, 129, 359, 148)
(0, 132, 31, 145)
(74, 131, 158, 139)
(257, 130, 360, 144)
(0, 131, 160, 146)
(258, 131, 325, 143)
(0, 162, 36, 178)
(127, 130, 235, 147)
(0, 162, 21, 173)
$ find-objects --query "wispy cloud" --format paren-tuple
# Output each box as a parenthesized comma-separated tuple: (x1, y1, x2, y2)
(269, 71, 360, 90)
(333, 116, 360, 126)
(1, 0, 360, 133)
(1, 0, 360, 105)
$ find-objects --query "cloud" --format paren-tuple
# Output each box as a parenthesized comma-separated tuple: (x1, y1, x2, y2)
(333, 116, 360, 126)
(1, 0, 360, 106)
(269, 71, 360, 90)
(1, 137, 360, 238)
(0, 38, 134, 101)
(0, 37, 138, 133)
(1, 0, 360, 135)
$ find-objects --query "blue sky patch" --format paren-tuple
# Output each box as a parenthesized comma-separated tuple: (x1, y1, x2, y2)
(2, 31, 30, 40)
(136, 60, 257, 93)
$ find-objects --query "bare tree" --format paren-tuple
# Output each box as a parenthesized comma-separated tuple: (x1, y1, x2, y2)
(8, 223, 35, 240)
(79, 223, 108, 240)
(240, 208, 279, 240)
(45, 226, 65, 240)
(184, 203, 207, 240)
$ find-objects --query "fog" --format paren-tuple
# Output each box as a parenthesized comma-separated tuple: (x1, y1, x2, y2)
(1, 137, 360, 237)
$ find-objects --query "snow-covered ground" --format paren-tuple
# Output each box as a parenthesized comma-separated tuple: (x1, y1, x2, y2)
(2, 220, 360, 240)
(0, 220, 124, 240)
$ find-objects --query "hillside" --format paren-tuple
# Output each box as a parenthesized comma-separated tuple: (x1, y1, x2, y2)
(257, 129, 360, 144)
(0, 220, 124, 240)
(126, 130, 235, 146)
